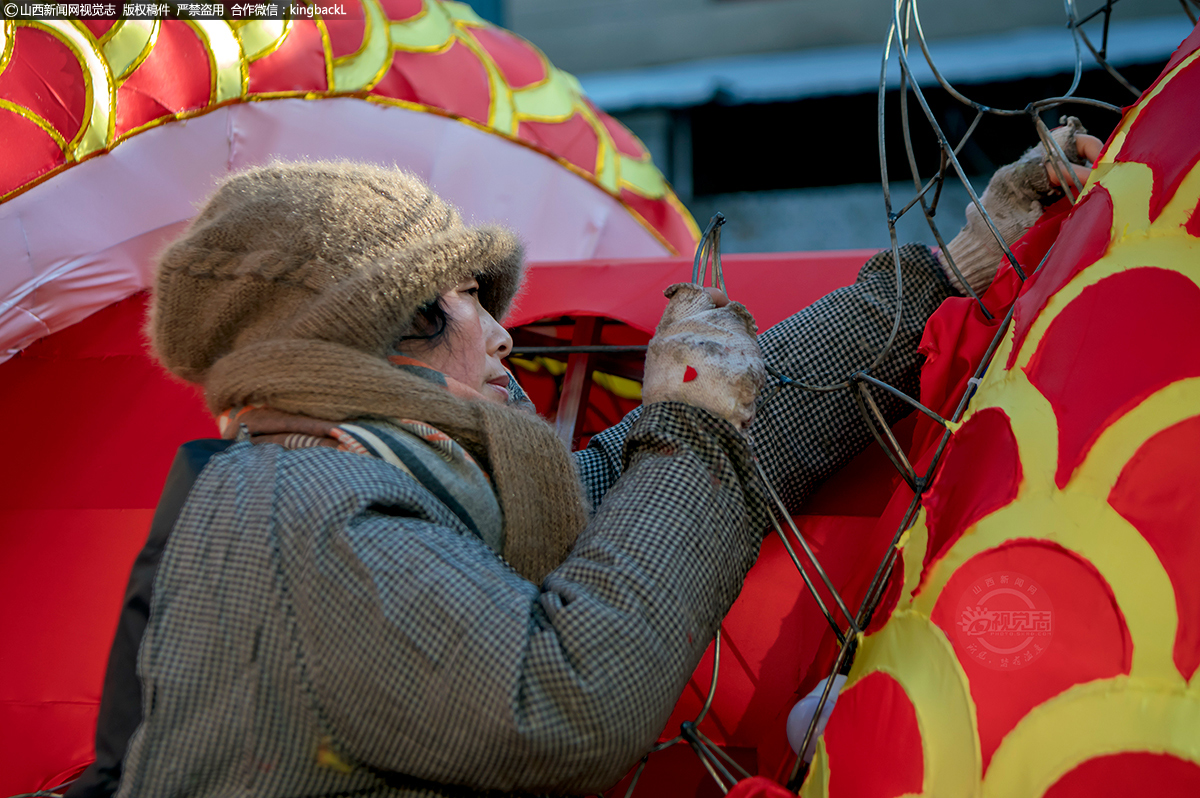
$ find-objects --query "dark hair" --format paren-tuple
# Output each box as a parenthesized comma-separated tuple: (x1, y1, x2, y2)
(397, 296, 453, 348)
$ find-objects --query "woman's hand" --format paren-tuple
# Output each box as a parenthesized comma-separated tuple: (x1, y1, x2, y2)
(642, 284, 765, 430)
(939, 117, 1103, 296)
(1046, 131, 1105, 190)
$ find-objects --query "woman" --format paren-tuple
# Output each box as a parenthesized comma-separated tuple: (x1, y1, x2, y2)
(94, 123, 1096, 798)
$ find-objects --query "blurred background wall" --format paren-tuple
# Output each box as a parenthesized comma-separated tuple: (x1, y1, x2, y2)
(466, 0, 1192, 251)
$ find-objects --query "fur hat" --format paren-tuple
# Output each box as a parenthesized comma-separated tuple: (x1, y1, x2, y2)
(150, 161, 524, 383)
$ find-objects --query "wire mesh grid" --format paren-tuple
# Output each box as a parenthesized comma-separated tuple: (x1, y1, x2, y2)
(617, 0, 1186, 794)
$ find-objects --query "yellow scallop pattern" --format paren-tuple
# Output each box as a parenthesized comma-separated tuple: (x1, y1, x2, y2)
(804, 43, 1200, 798)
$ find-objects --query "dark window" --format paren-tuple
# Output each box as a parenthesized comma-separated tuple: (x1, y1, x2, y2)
(689, 61, 1167, 195)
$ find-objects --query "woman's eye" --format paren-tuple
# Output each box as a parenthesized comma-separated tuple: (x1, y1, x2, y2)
(465, 287, 480, 297)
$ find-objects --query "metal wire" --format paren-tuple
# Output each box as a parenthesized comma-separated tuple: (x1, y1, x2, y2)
(621, 758, 649, 798)
(693, 213, 727, 293)
(693, 726, 754, 781)
(1181, 0, 1199, 26)
(1071, 0, 1145, 97)
(762, 504, 848, 646)
(780, 251, 1067, 794)
(755, 460, 860, 640)
(627, 0, 1171, 793)
(853, 381, 921, 491)
(682, 722, 739, 793)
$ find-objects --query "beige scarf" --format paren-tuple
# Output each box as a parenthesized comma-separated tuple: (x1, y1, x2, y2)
(205, 338, 588, 584)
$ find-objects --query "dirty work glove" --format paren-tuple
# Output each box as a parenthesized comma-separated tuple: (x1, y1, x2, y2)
(940, 117, 1090, 295)
(642, 283, 766, 430)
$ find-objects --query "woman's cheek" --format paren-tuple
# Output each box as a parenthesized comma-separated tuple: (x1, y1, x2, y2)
(456, 316, 489, 389)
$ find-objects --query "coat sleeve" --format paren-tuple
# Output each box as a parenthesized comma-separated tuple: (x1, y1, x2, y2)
(283, 402, 769, 795)
(576, 243, 953, 513)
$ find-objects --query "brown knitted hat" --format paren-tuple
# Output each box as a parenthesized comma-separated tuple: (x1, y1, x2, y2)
(149, 161, 524, 383)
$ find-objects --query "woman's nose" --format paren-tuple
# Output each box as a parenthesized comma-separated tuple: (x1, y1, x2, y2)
(485, 311, 513, 359)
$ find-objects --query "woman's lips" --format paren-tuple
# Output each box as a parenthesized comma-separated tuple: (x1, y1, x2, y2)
(486, 376, 510, 401)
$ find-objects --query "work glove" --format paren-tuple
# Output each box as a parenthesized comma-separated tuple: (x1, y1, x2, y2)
(643, 284, 766, 430)
(940, 117, 1094, 295)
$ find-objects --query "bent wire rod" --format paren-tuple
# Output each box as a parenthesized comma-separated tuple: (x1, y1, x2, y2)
(1033, 114, 1085, 202)
(893, 43, 994, 320)
(628, 624, 726, 794)
(693, 213, 727, 293)
(785, 490, 924, 790)
(755, 239, 910, 391)
(763, 503, 849, 645)
(754, 461, 850, 643)
(620, 757, 649, 798)
(621, 629, 726, 795)
(667, 627, 725, 745)
(682, 721, 754, 794)
(855, 371, 950, 428)
(786, 306, 1023, 787)
(852, 382, 920, 492)
(885, 0, 1030, 282)
(628, 0, 1153, 788)
(786, 295, 1023, 791)
(694, 726, 754, 782)
(753, 459, 861, 637)
(1069, 0, 1143, 97)
(784, 0, 1143, 787)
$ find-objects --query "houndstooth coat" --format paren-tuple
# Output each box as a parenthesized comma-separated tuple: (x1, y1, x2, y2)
(114, 245, 950, 798)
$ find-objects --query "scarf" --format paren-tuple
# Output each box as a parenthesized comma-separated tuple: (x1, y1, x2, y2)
(205, 339, 588, 584)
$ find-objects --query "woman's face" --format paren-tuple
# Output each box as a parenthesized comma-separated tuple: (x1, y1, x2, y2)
(398, 278, 514, 405)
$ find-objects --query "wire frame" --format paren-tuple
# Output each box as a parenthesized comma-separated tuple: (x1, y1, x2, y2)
(618, 0, 1177, 794)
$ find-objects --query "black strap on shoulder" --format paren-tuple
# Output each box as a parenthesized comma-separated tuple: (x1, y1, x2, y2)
(65, 439, 235, 798)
